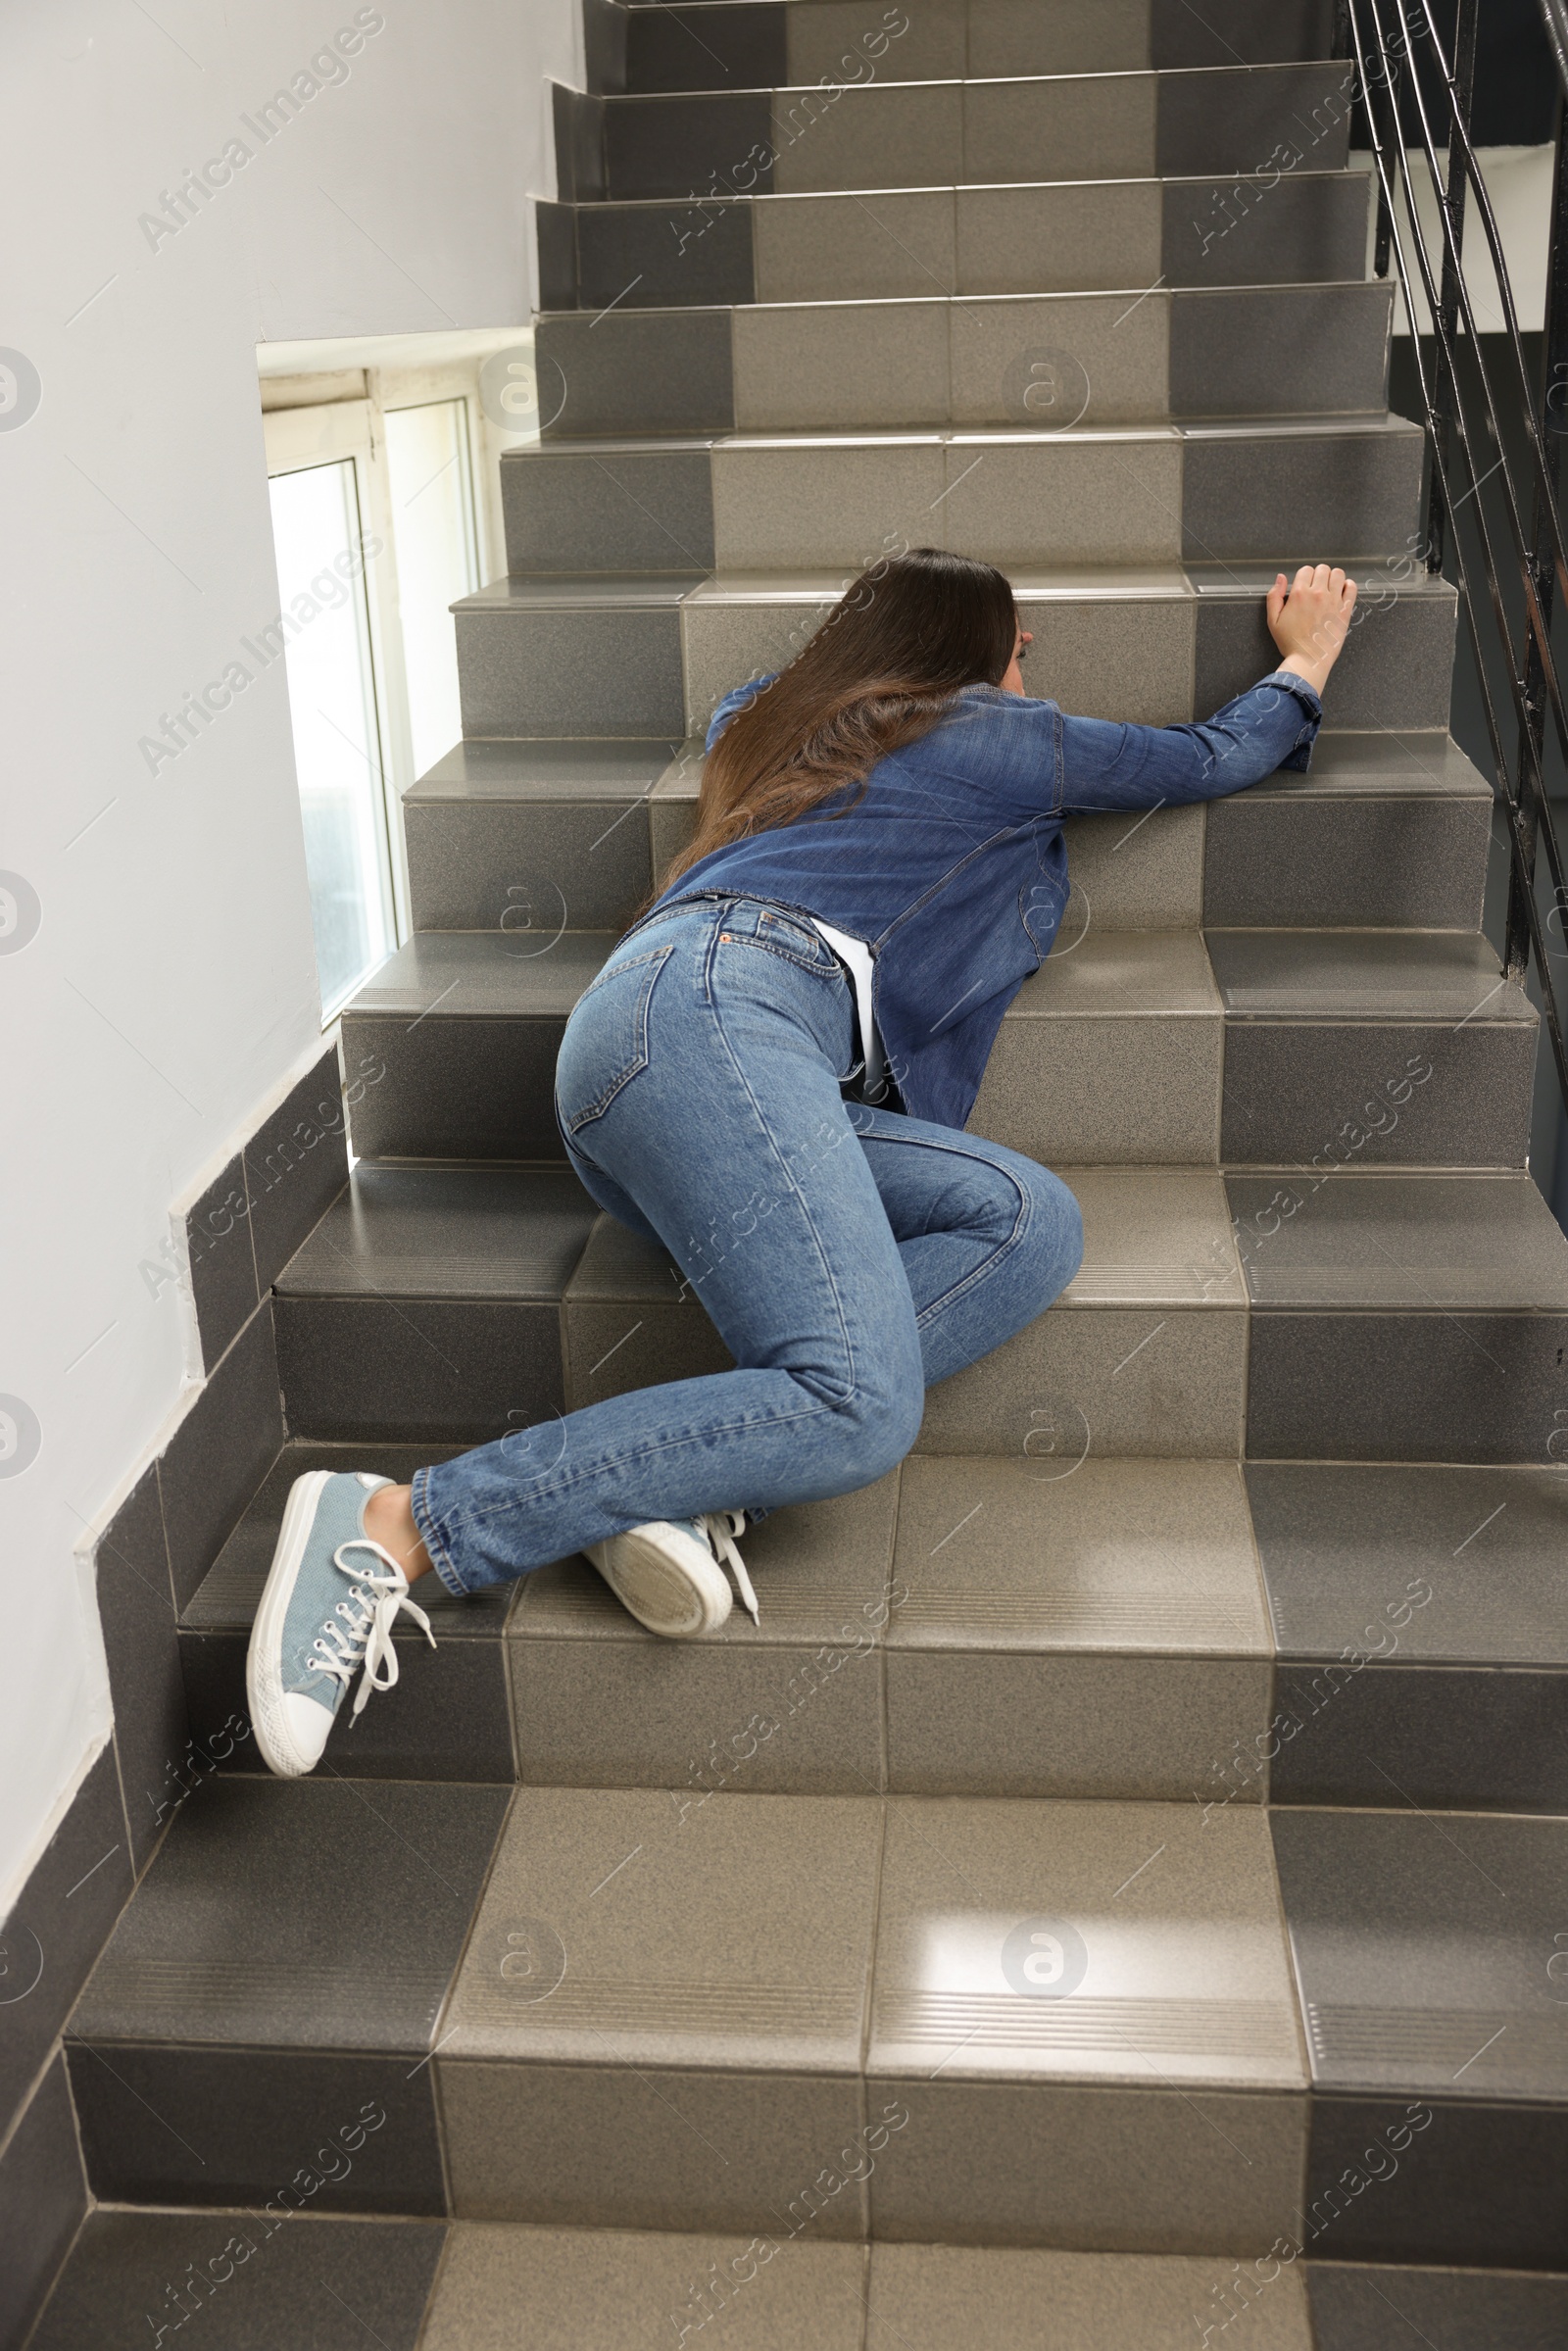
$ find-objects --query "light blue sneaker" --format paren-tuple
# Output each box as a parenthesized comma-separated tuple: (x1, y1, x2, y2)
(246, 1471, 435, 1778)
(585, 1511, 758, 1639)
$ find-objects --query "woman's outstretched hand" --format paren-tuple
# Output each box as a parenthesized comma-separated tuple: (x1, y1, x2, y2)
(1266, 563, 1358, 697)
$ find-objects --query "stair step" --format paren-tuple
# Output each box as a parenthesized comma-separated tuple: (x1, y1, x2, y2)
(1233, 1170, 1568, 1460)
(395, 729, 1492, 940)
(271, 1163, 1568, 1466)
(547, 168, 1370, 311)
(537, 282, 1396, 439)
(452, 567, 1458, 739)
(181, 1443, 1279, 1799)
(339, 924, 1529, 1171)
(498, 418, 1425, 576)
(32, 2214, 1568, 2351)
(401, 735, 683, 933)
(617, 0, 1338, 94)
(593, 63, 1352, 202)
(62, 1777, 1568, 2262)
(270, 1161, 1247, 1451)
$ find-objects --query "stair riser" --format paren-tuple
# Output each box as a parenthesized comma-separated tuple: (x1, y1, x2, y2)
(454, 585, 1458, 739)
(400, 790, 1492, 939)
(616, 0, 1337, 94)
(1247, 1314, 1568, 1462)
(178, 1623, 1279, 1805)
(274, 1289, 1247, 1457)
(535, 286, 1393, 438)
(542, 171, 1369, 311)
(597, 66, 1352, 202)
(342, 993, 1530, 1172)
(498, 433, 1423, 575)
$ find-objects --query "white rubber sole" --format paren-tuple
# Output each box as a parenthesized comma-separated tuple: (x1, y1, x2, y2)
(246, 1470, 336, 1778)
(586, 1522, 732, 1639)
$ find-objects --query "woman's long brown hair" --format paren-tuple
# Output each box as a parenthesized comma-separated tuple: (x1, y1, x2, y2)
(659, 548, 1018, 894)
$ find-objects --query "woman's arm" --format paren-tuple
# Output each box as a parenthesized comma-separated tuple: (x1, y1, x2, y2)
(1059, 563, 1357, 813)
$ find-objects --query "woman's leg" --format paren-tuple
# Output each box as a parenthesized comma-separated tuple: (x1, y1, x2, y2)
(411, 902, 924, 1593)
(850, 1104, 1084, 1386)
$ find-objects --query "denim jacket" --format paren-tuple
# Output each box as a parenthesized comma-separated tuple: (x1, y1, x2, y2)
(644, 671, 1322, 1133)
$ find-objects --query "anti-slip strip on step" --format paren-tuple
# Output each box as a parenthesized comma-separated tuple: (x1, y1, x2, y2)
(874, 1991, 1301, 2063)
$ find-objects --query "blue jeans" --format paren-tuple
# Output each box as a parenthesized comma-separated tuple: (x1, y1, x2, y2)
(411, 897, 1084, 1595)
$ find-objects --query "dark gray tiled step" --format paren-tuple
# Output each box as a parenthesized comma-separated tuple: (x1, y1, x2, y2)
(338, 932, 613, 1162)
(540, 280, 1400, 444)
(1306, 2263, 1568, 2348)
(1229, 1172, 1568, 1462)
(1271, 1805, 1568, 2273)
(273, 1165, 597, 1442)
(1202, 731, 1493, 930)
(1247, 1463, 1568, 1814)
(1209, 929, 1538, 1168)
(66, 1775, 510, 2207)
(1191, 566, 1457, 732)
(178, 1441, 514, 1785)
(1279, 1813, 1568, 2272)
(595, 64, 1351, 202)
(403, 737, 682, 932)
(546, 171, 1371, 314)
(1181, 418, 1422, 563)
(30, 2212, 446, 2351)
(498, 421, 1424, 578)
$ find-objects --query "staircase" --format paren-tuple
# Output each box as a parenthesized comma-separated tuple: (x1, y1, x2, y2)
(34, 3, 1568, 2343)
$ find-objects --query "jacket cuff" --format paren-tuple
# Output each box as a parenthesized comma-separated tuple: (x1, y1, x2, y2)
(1258, 667, 1322, 773)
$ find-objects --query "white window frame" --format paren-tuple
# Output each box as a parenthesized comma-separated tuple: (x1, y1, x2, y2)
(262, 360, 496, 986)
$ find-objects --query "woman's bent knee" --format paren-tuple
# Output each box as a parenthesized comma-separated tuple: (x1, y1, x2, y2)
(1021, 1165, 1083, 1306)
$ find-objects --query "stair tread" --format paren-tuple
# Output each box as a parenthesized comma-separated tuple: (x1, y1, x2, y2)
(539, 270, 1391, 319)
(1205, 929, 1535, 1024)
(508, 416, 1423, 454)
(406, 738, 683, 803)
(70, 1776, 1568, 2102)
(1226, 1172, 1568, 1309)
(35, 2211, 1568, 2351)
(275, 1165, 597, 1298)
(1248, 1463, 1568, 1667)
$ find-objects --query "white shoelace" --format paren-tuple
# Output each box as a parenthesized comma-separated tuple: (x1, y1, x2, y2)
(699, 1510, 760, 1626)
(308, 1540, 436, 1719)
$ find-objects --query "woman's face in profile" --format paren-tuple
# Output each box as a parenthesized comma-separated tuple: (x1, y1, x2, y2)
(999, 617, 1034, 696)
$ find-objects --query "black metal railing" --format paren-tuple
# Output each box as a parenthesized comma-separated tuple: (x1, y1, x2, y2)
(1336, 0, 1568, 1112)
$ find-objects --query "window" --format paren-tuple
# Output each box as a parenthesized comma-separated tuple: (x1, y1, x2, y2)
(268, 458, 392, 1017)
(262, 358, 503, 1025)
(383, 399, 480, 779)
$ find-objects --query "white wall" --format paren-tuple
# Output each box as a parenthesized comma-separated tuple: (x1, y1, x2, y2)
(1355, 144, 1556, 335)
(0, 0, 581, 1910)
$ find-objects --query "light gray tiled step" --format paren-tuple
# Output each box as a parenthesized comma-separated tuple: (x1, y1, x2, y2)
(173, 1441, 1279, 1804)
(544, 170, 1370, 314)
(436, 1787, 1308, 2245)
(595, 63, 1353, 201)
(270, 1161, 1247, 1454)
(498, 418, 1423, 575)
(537, 283, 1395, 439)
(616, 0, 1338, 97)
(1232, 1169, 1568, 1462)
(454, 567, 1457, 738)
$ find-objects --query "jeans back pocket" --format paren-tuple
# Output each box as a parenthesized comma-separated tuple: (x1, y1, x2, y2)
(556, 943, 675, 1137)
